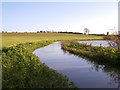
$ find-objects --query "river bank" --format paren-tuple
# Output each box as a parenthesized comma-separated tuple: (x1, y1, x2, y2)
(61, 41, 120, 67)
(2, 41, 76, 88)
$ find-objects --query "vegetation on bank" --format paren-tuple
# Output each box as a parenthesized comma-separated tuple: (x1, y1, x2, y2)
(103, 35, 120, 50)
(61, 41, 120, 67)
(2, 41, 76, 88)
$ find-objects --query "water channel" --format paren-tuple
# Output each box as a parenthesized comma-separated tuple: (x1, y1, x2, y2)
(33, 41, 120, 88)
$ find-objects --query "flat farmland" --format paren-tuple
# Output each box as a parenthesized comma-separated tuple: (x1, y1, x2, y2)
(2, 32, 103, 47)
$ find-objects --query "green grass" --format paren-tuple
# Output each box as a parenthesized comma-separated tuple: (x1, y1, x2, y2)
(2, 32, 103, 47)
(2, 41, 77, 88)
(61, 41, 120, 67)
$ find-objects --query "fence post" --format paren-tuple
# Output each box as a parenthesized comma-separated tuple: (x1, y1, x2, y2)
(90, 43, 92, 47)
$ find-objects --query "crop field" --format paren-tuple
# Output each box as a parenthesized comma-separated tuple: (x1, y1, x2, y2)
(2, 32, 103, 47)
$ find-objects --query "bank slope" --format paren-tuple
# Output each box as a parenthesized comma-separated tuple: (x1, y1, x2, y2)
(2, 41, 76, 88)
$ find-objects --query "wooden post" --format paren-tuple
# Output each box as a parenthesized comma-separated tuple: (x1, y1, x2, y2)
(90, 43, 92, 46)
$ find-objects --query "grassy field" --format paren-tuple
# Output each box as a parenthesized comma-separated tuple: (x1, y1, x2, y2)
(2, 32, 103, 47)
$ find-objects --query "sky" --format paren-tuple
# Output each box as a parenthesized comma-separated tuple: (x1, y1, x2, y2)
(1, 1, 119, 34)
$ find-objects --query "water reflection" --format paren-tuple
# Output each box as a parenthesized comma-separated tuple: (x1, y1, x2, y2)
(78, 40, 120, 88)
(103, 66, 120, 89)
(65, 49, 120, 88)
(63, 41, 120, 88)
(33, 42, 119, 88)
(92, 64, 120, 89)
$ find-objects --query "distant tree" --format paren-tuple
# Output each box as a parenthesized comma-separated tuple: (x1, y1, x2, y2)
(84, 28, 90, 35)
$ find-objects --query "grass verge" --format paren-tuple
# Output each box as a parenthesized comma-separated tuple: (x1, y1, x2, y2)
(2, 41, 77, 88)
(61, 41, 120, 67)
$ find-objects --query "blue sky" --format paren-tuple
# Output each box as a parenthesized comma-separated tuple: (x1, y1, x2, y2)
(2, 1, 118, 34)
(1, 0, 119, 2)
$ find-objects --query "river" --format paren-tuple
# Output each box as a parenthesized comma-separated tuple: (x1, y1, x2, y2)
(33, 41, 120, 88)
(78, 40, 110, 47)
